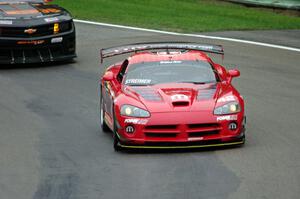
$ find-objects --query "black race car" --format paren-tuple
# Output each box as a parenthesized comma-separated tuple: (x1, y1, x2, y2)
(0, 0, 76, 64)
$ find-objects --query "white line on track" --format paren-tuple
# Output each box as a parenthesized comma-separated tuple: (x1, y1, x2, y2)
(74, 19, 300, 53)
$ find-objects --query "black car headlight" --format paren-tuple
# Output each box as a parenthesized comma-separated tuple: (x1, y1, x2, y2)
(214, 102, 241, 115)
(121, 105, 150, 118)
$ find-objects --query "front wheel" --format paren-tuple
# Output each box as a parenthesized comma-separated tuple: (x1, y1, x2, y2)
(100, 96, 110, 132)
(113, 132, 122, 151)
(113, 109, 122, 151)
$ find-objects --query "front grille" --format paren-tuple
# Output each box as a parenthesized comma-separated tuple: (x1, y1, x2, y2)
(145, 125, 178, 130)
(0, 45, 73, 64)
(0, 21, 72, 38)
(187, 123, 221, 138)
(188, 130, 220, 137)
(0, 46, 62, 63)
(188, 123, 220, 129)
(144, 139, 223, 146)
(142, 123, 221, 139)
(145, 133, 178, 138)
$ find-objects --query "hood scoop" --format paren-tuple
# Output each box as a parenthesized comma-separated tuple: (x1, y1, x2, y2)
(172, 101, 189, 107)
(170, 93, 190, 107)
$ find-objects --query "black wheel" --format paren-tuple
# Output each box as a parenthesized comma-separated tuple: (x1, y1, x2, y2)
(236, 129, 246, 147)
(100, 96, 110, 132)
(113, 108, 122, 151)
(113, 132, 122, 151)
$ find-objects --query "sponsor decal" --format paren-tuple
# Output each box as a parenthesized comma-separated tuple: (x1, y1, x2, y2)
(44, 17, 59, 23)
(216, 115, 237, 121)
(39, 8, 61, 14)
(217, 95, 235, 103)
(228, 122, 238, 130)
(51, 37, 63, 43)
(24, 28, 37, 35)
(17, 40, 45, 45)
(125, 79, 151, 85)
(171, 94, 189, 101)
(188, 137, 204, 141)
(0, 20, 12, 25)
(125, 125, 135, 133)
(124, 118, 148, 125)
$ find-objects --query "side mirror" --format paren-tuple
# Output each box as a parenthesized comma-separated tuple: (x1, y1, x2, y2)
(102, 71, 114, 81)
(227, 69, 240, 83)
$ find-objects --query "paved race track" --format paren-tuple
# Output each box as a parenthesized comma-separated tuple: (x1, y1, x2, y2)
(0, 23, 299, 199)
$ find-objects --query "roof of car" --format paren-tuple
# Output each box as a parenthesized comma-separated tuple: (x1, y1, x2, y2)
(128, 50, 211, 65)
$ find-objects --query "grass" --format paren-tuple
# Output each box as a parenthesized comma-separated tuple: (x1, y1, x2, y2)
(57, 0, 300, 32)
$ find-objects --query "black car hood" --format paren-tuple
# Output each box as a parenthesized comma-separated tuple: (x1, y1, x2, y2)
(0, 2, 71, 26)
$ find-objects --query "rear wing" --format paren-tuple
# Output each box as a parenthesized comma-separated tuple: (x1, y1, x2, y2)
(100, 42, 224, 63)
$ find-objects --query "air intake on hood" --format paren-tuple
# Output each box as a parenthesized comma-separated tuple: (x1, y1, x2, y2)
(172, 101, 189, 107)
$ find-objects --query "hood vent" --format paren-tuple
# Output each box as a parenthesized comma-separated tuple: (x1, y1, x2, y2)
(132, 87, 162, 101)
(197, 89, 216, 101)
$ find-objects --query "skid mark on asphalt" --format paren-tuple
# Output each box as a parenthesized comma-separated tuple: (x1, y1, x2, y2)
(33, 173, 79, 199)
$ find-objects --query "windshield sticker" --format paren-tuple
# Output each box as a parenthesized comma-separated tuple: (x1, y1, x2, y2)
(160, 61, 182, 64)
(0, 20, 12, 25)
(44, 17, 59, 23)
(125, 79, 151, 85)
(217, 115, 237, 121)
(217, 95, 235, 103)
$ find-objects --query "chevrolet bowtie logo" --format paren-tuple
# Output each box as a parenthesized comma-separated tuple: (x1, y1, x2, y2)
(24, 28, 37, 34)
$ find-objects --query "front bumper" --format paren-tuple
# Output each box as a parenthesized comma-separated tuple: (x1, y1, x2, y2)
(115, 112, 246, 149)
(0, 28, 76, 64)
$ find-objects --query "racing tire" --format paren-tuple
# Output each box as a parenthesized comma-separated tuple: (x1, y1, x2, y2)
(113, 108, 122, 151)
(100, 96, 110, 133)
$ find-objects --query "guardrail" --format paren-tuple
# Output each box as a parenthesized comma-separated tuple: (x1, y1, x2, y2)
(224, 0, 300, 10)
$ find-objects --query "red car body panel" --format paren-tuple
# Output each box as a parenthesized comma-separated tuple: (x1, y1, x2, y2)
(100, 44, 245, 149)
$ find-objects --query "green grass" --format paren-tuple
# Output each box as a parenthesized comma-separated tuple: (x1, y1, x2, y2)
(58, 0, 300, 32)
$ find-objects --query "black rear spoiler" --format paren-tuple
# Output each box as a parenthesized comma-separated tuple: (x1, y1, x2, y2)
(100, 42, 224, 63)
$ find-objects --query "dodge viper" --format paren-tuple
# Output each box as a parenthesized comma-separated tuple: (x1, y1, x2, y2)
(0, 0, 76, 64)
(100, 42, 245, 151)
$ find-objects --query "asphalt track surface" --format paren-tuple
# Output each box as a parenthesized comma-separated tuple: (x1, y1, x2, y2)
(0, 23, 300, 199)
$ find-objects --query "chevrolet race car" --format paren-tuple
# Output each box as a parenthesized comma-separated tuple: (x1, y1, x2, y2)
(0, 0, 76, 64)
(100, 42, 246, 151)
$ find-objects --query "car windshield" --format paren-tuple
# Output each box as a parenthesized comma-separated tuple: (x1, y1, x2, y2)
(124, 60, 218, 86)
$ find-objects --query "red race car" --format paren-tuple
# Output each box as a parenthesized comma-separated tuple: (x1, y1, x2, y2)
(99, 42, 245, 151)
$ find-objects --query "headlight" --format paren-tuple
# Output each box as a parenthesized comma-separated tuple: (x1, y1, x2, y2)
(121, 105, 150, 118)
(214, 102, 241, 115)
(54, 23, 60, 34)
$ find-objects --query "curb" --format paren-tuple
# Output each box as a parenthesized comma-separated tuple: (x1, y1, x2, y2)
(224, 0, 300, 10)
